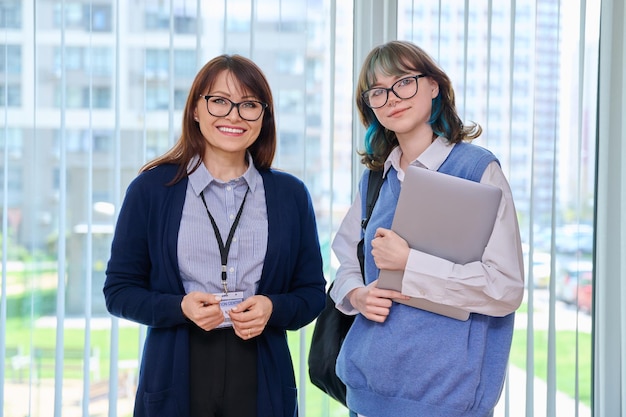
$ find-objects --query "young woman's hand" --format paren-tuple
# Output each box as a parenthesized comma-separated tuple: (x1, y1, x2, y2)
(181, 292, 225, 330)
(371, 227, 410, 271)
(348, 280, 409, 323)
(229, 295, 273, 340)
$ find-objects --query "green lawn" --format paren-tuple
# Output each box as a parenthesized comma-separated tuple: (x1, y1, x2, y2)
(509, 329, 592, 406)
(5, 315, 590, 413)
(4, 317, 348, 416)
(4, 317, 142, 381)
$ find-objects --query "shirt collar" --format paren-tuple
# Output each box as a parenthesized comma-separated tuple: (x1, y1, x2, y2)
(188, 152, 260, 196)
(383, 136, 455, 180)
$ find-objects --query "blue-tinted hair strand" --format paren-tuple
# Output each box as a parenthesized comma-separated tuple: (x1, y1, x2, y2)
(364, 119, 381, 155)
(428, 95, 448, 138)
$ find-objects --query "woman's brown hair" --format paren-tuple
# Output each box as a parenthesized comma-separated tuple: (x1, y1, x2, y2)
(141, 54, 276, 184)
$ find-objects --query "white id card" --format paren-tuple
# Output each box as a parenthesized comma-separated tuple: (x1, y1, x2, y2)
(214, 291, 244, 329)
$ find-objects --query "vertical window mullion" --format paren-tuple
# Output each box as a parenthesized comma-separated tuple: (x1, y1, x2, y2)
(572, 0, 590, 411)
(461, 0, 469, 121)
(546, 0, 561, 414)
(484, 0, 493, 150)
(250, 0, 256, 56)
(54, 1, 68, 415)
(107, 0, 122, 414)
(168, 0, 174, 147)
(82, 2, 95, 416)
(0, 21, 10, 416)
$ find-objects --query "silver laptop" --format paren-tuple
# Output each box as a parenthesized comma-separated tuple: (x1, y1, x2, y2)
(377, 165, 502, 320)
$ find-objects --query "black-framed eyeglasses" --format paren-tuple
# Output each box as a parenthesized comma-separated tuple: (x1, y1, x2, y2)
(200, 95, 268, 122)
(361, 74, 428, 109)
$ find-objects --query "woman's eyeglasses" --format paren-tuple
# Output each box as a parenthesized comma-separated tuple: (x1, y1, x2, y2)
(361, 74, 428, 109)
(200, 95, 268, 121)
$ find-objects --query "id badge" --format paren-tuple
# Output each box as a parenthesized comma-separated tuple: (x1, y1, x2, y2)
(214, 291, 244, 328)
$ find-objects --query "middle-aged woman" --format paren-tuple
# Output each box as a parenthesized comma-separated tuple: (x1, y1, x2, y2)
(104, 54, 326, 417)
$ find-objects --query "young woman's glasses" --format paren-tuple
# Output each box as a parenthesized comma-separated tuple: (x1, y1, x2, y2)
(201, 95, 268, 121)
(361, 74, 428, 109)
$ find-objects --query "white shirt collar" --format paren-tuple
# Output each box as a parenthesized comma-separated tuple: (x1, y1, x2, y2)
(187, 152, 259, 196)
(383, 136, 456, 181)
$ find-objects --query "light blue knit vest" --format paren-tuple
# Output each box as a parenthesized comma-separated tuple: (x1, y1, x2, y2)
(338, 141, 511, 417)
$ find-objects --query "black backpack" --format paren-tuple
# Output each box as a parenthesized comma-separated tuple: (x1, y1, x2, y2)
(308, 169, 384, 407)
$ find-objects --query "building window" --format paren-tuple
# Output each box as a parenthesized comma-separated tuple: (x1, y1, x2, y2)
(0, 0, 21, 29)
(145, 49, 169, 79)
(0, 84, 21, 107)
(91, 4, 112, 32)
(1, 44, 21, 74)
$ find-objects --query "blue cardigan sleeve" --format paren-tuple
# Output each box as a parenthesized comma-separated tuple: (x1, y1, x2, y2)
(103, 165, 189, 328)
(257, 169, 326, 330)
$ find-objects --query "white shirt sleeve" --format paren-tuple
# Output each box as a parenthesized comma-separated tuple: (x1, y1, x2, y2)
(400, 161, 525, 316)
(329, 191, 365, 315)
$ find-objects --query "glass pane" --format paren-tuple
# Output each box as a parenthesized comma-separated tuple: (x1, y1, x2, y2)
(2, 0, 601, 416)
(3, 0, 354, 416)
(397, 0, 598, 415)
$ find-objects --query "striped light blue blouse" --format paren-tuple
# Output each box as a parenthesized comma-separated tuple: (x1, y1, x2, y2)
(177, 155, 268, 299)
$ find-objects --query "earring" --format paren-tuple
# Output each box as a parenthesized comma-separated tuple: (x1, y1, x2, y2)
(194, 117, 199, 122)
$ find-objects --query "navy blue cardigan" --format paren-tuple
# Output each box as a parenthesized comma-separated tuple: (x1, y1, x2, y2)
(104, 164, 326, 417)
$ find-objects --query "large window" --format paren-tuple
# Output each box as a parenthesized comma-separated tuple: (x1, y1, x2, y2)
(1, 1, 354, 416)
(2, 1, 622, 417)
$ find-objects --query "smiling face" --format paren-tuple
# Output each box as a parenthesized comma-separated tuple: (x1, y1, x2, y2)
(194, 70, 264, 163)
(370, 71, 439, 143)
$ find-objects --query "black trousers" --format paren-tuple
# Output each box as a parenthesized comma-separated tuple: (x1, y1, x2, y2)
(189, 325, 258, 417)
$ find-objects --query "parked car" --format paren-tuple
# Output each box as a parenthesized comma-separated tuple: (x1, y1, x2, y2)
(555, 224, 594, 255)
(556, 260, 593, 308)
(577, 271, 593, 314)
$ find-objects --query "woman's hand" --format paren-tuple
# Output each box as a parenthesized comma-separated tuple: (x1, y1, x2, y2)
(348, 280, 409, 323)
(229, 295, 273, 340)
(181, 292, 225, 331)
(371, 227, 410, 271)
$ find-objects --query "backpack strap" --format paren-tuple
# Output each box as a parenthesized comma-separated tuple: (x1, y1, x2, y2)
(357, 169, 385, 279)
(361, 169, 385, 230)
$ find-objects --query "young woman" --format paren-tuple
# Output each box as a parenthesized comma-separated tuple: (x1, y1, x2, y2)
(104, 54, 326, 417)
(330, 40, 525, 417)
